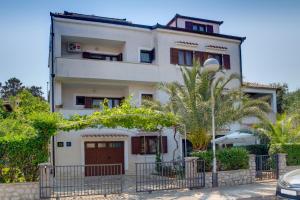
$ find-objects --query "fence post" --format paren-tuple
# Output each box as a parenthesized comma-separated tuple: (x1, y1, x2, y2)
(38, 162, 52, 199)
(185, 157, 198, 188)
(277, 153, 287, 178)
(249, 154, 256, 183)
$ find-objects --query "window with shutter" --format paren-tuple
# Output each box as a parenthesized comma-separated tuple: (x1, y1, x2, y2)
(131, 137, 141, 154)
(223, 54, 231, 69)
(185, 21, 193, 30)
(84, 97, 92, 108)
(161, 136, 168, 153)
(206, 25, 214, 33)
(170, 48, 179, 64)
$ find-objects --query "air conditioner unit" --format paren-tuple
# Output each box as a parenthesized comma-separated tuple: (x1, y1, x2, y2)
(68, 42, 81, 52)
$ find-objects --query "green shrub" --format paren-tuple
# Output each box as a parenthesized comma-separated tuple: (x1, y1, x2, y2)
(270, 143, 300, 166)
(217, 148, 249, 171)
(191, 151, 213, 171)
(191, 147, 249, 171)
(243, 144, 269, 155)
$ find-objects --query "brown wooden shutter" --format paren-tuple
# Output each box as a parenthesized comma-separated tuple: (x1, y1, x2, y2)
(194, 51, 208, 66)
(131, 137, 141, 154)
(185, 21, 193, 30)
(161, 136, 168, 153)
(223, 54, 231, 69)
(206, 25, 213, 33)
(170, 48, 179, 64)
(84, 97, 92, 108)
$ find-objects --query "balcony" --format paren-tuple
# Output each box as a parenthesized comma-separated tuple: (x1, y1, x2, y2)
(58, 108, 97, 118)
(55, 57, 160, 83)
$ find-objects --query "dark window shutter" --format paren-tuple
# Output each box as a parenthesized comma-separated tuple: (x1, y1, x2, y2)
(185, 21, 193, 30)
(206, 25, 213, 33)
(151, 48, 155, 61)
(82, 52, 90, 59)
(223, 54, 231, 69)
(170, 48, 179, 64)
(84, 97, 92, 108)
(131, 137, 141, 154)
(117, 53, 123, 61)
(161, 136, 168, 153)
(194, 51, 209, 66)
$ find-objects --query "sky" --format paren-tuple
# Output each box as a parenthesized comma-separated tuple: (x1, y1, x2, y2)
(0, 0, 299, 95)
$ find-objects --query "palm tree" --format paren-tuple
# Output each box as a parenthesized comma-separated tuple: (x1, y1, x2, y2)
(143, 61, 271, 150)
(254, 114, 300, 145)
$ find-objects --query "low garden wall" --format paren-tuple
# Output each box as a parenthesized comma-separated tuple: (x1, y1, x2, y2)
(0, 182, 39, 200)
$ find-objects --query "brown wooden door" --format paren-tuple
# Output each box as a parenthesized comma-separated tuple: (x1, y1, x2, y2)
(85, 141, 124, 176)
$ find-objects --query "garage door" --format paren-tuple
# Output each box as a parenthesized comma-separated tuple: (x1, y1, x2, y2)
(85, 141, 124, 176)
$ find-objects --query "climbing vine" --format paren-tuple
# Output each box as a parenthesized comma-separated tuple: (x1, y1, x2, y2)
(0, 93, 178, 183)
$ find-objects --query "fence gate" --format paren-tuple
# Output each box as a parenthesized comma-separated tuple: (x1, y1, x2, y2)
(136, 159, 205, 193)
(39, 164, 123, 199)
(255, 155, 279, 181)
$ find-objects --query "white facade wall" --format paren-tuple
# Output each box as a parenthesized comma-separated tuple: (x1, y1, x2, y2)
(50, 15, 246, 172)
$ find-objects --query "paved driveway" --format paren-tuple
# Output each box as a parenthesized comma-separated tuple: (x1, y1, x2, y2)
(62, 181, 277, 200)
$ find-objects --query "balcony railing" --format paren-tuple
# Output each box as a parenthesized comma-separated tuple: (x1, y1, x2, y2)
(55, 57, 160, 83)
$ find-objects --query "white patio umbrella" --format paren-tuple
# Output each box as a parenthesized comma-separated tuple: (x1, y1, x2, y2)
(213, 131, 257, 145)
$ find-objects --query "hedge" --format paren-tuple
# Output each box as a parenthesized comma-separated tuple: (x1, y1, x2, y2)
(270, 143, 300, 166)
(191, 147, 249, 171)
(242, 144, 269, 155)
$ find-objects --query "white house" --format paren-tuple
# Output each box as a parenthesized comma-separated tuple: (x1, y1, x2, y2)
(48, 12, 277, 174)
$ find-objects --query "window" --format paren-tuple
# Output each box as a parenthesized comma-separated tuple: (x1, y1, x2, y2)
(141, 94, 153, 101)
(178, 50, 193, 66)
(86, 143, 96, 148)
(97, 142, 106, 148)
(208, 53, 223, 66)
(140, 49, 155, 63)
(82, 52, 122, 61)
(57, 142, 64, 147)
(192, 24, 206, 32)
(76, 96, 85, 105)
(66, 142, 72, 147)
(132, 136, 167, 154)
(108, 142, 123, 148)
(140, 136, 158, 154)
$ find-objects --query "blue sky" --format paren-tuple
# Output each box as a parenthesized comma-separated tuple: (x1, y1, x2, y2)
(0, 0, 299, 94)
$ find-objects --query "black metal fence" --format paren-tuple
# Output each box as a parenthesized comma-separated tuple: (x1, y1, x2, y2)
(136, 159, 205, 193)
(39, 164, 123, 199)
(255, 155, 278, 180)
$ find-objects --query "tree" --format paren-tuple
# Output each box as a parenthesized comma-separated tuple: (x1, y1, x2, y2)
(255, 114, 300, 145)
(284, 89, 300, 115)
(271, 83, 288, 114)
(143, 61, 271, 150)
(0, 78, 44, 100)
(0, 78, 24, 98)
(25, 86, 44, 100)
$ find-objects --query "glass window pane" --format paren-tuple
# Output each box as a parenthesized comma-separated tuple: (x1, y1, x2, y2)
(97, 143, 106, 148)
(186, 51, 192, 66)
(198, 25, 205, 32)
(92, 99, 102, 108)
(108, 99, 113, 108)
(114, 99, 120, 107)
(140, 51, 151, 63)
(148, 138, 157, 154)
(178, 50, 184, 65)
(86, 143, 96, 148)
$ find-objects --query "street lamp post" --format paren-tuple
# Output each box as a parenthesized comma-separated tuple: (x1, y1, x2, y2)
(203, 58, 220, 188)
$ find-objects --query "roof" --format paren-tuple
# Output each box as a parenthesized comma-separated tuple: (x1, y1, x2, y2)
(50, 11, 245, 42)
(242, 82, 278, 90)
(166, 14, 224, 26)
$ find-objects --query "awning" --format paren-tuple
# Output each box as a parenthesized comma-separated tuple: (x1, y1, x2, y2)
(213, 131, 257, 145)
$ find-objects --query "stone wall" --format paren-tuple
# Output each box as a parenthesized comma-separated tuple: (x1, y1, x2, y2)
(0, 182, 39, 200)
(204, 154, 256, 188)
